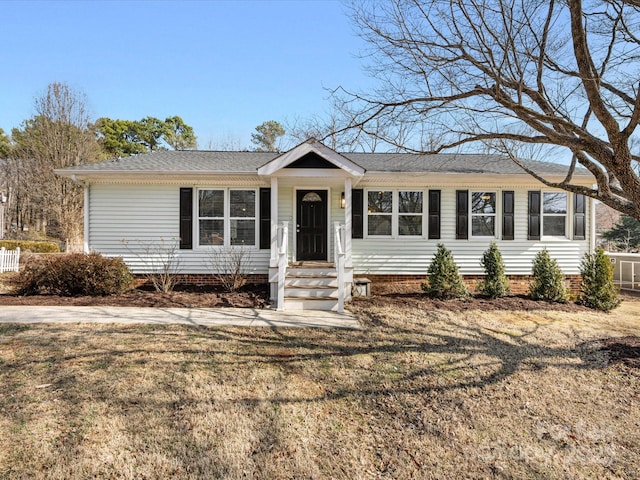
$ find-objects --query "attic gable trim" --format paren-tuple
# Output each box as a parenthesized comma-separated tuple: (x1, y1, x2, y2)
(257, 139, 365, 177)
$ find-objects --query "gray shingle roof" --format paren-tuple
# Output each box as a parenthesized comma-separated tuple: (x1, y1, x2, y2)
(58, 149, 587, 176)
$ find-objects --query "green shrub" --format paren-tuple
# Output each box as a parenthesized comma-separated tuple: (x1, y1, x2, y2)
(477, 241, 510, 298)
(422, 243, 468, 299)
(18, 253, 133, 296)
(578, 247, 620, 311)
(529, 248, 568, 303)
(0, 240, 60, 253)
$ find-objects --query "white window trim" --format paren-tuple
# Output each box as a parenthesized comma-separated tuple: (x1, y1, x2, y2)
(398, 190, 425, 237)
(196, 187, 259, 249)
(541, 190, 568, 240)
(365, 189, 394, 237)
(364, 189, 426, 238)
(470, 190, 498, 238)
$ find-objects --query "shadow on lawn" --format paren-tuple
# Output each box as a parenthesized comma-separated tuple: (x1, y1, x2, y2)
(0, 306, 625, 478)
(1, 305, 609, 404)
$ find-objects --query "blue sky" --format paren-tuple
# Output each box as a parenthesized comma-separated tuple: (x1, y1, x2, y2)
(0, 0, 370, 149)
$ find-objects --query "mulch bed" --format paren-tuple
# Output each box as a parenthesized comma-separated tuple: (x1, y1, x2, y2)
(353, 292, 591, 313)
(0, 284, 271, 309)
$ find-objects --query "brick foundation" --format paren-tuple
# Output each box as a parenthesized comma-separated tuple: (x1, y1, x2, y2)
(133, 274, 268, 288)
(133, 272, 582, 295)
(357, 274, 582, 295)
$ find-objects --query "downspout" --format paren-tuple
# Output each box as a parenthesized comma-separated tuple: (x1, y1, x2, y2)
(71, 175, 90, 253)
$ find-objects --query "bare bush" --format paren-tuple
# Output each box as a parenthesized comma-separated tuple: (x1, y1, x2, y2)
(122, 238, 181, 293)
(208, 246, 252, 292)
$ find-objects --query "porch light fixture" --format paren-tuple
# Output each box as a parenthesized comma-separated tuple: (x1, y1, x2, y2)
(340, 192, 345, 209)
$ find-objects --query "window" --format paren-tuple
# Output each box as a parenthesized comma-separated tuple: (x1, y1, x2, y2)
(199, 190, 224, 245)
(230, 190, 256, 245)
(198, 189, 257, 247)
(471, 191, 496, 236)
(398, 191, 423, 236)
(542, 192, 567, 236)
(368, 191, 392, 236)
(365, 190, 427, 237)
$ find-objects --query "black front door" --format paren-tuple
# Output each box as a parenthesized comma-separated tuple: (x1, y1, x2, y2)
(296, 190, 328, 261)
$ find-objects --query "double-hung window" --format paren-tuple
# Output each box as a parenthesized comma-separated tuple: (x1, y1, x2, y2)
(229, 190, 256, 245)
(367, 191, 393, 236)
(398, 191, 423, 236)
(198, 189, 257, 247)
(471, 191, 496, 237)
(199, 190, 225, 246)
(542, 192, 567, 236)
(366, 190, 424, 236)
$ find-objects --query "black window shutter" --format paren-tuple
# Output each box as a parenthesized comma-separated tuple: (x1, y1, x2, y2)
(456, 190, 468, 240)
(528, 190, 541, 240)
(259, 188, 271, 249)
(428, 190, 441, 239)
(352, 189, 364, 239)
(179, 187, 193, 249)
(502, 190, 515, 240)
(574, 193, 586, 240)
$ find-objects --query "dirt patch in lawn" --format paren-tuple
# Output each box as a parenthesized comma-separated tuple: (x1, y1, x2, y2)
(601, 336, 640, 369)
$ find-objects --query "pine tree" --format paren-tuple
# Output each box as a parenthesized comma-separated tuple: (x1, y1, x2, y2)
(478, 241, 510, 298)
(529, 249, 568, 303)
(601, 215, 640, 252)
(578, 247, 620, 311)
(422, 244, 468, 299)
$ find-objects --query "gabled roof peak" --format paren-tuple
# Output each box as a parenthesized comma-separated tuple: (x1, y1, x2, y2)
(257, 138, 365, 177)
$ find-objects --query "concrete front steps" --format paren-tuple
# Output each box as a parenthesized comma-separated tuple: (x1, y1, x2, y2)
(283, 263, 340, 311)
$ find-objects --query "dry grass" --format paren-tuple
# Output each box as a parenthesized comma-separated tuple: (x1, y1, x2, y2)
(0, 298, 639, 479)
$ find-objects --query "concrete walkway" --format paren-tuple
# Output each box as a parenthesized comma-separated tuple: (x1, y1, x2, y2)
(0, 306, 361, 329)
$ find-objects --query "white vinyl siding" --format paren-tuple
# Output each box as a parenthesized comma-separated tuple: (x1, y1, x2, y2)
(86, 182, 589, 277)
(352, 187, 590, 275)
(88, 184, 269, 274)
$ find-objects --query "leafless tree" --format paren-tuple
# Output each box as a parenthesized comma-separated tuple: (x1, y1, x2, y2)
(338, 0, 640, 219)
(286, 112, 383, 152)
(10, 82, 100, 246)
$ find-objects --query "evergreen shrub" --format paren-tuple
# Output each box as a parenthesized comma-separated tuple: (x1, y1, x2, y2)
(578, 247, 620, 311)
(529, 248, 568, 303)
(477, 241, 510, 298)
(422, 243, 468, 299)
(0, 240, 60, 253)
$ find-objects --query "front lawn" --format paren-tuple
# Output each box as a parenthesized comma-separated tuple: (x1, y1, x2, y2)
(0, 298, 638, 479)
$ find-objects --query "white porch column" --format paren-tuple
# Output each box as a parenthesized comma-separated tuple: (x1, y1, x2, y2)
(344, 177, 352, 267)
(270, 177, 279, 267)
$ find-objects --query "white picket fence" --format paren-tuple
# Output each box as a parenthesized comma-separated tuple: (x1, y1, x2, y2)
(0, 247, 20, 273)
